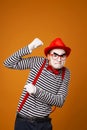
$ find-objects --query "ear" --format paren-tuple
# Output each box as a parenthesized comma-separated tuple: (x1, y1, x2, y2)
(47, 54, 50, 60)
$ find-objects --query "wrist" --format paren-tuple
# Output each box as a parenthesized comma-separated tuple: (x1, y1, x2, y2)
(28, 44, 33, 53)
(32, 86, 36, 94)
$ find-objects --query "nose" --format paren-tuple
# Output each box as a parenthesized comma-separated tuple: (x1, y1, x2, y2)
(57, 56, 61, 61)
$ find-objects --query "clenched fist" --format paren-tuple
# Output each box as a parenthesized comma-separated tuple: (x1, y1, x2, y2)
(28, 38, 43, 53)
(24, 83, 36, 95)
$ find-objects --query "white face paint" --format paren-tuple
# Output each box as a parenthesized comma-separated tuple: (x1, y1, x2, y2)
(48, 49, 66, 69)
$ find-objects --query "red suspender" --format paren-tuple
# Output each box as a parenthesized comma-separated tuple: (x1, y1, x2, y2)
(18, 59, 46, 112)
(51, 67, 66, 113)
(32, 59, 46, 85)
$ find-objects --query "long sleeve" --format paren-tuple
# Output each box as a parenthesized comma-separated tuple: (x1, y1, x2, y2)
(3, 46, 38, 70)
(35, 68, 70, 107)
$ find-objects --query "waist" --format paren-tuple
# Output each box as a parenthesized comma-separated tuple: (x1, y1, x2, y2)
(16, 113, 51, 123)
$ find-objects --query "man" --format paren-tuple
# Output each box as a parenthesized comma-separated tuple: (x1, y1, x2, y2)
(4, 37, 71, 130)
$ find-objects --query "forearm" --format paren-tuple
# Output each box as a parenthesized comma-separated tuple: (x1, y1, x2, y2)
(34, 69, 70, 107)
(35, 87, 65, 107)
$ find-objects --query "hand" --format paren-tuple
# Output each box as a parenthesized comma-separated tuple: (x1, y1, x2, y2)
(28, 38, 43, 53)
(24, 83, 36, 94)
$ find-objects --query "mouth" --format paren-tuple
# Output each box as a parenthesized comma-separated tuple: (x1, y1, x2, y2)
(55, 62, 61, 64)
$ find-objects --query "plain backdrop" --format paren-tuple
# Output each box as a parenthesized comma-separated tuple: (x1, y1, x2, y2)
(0, 0, 87, 130)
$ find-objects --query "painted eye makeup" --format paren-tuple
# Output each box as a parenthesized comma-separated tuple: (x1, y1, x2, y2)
(53, 52, 66, 57)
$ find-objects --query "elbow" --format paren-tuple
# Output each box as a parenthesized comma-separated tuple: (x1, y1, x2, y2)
(58, 101, 65, 108)
(57, 95, 65, 107)
(3, 60, 8, 67)
(3, 60, 13, 68)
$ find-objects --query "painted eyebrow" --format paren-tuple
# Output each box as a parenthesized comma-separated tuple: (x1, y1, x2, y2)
(53, 52, 66, 56)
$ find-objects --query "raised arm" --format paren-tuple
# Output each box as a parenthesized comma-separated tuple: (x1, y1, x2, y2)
(3, 38, 43, 70)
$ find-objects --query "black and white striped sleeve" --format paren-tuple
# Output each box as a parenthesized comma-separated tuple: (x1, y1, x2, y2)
(3, 46, 40, 70)
(34, 68, 70, 107)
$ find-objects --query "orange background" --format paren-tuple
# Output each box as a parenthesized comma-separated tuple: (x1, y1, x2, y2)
(0, 0, 87, 130)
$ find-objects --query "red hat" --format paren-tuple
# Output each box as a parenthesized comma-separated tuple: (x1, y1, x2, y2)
(44, 38, 71, 56)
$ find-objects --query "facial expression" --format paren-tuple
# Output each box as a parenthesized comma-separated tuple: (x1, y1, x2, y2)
(47, 49, 66, 69)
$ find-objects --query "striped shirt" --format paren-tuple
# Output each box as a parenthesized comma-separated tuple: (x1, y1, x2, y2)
(4, 46, 70, 117)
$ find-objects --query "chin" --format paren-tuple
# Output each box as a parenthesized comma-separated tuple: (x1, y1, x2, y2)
(53, 65, 63, 69)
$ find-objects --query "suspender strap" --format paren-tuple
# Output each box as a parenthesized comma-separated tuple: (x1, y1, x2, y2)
(32, 59, 46, 85)
(18, 59, 46, 112)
